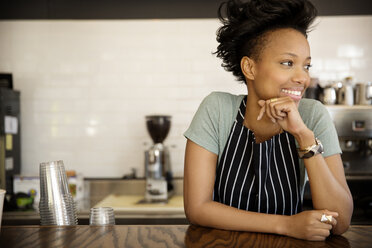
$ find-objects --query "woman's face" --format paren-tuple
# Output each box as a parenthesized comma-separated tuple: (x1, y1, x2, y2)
(248, 28, 311, 105)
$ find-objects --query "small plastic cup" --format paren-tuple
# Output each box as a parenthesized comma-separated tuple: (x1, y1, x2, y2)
(89, 207, 115, 226)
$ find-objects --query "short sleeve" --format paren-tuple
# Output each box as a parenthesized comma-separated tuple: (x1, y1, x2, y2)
(184, 93, 220, 155)
(304, 100, 342, 157)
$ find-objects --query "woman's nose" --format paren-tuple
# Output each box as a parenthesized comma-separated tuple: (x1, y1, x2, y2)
(292, 67, 310, 85)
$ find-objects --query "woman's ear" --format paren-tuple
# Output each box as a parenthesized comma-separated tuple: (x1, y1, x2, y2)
(241, 56, 256, 80)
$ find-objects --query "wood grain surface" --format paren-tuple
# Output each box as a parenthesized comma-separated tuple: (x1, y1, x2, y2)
(1, 225, 371, 248)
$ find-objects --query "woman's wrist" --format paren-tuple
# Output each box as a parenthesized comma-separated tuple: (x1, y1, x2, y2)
(293, 128, 315, 149)
(275, 215, 292, 236)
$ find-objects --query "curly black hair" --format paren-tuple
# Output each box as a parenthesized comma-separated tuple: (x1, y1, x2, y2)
(214, 0, 317, 83)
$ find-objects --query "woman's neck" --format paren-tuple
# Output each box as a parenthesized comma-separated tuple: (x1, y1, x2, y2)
(243, 94, 283, 143)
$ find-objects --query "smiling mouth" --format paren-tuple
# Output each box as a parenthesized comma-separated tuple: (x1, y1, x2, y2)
(281, 88, 303, 100)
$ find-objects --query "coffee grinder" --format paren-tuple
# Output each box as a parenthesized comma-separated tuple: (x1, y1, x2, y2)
(144, 115, 173, 202)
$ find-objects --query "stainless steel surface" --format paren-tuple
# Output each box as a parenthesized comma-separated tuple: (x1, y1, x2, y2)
(323, 105, 372, 224)
(342, 151, 372, 176)
(145, 115, 173, 202)
(326, 105, 372, 178)
(355, 82, 372, 105)
(326, 105, 372, 139)
(145, 143, 170, 180)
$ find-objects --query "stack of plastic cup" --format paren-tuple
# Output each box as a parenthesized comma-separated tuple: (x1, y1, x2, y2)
(0, 189, 6, 230)
(89, 207, 115, 225)
(39, 160, 78, 226)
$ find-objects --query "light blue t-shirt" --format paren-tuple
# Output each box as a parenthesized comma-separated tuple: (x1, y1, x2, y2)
(184, 91, 342, 194)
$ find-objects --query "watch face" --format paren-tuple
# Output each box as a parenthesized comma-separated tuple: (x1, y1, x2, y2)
(299, 139, 324, 159)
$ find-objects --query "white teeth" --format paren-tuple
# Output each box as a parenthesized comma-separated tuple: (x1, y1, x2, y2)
(281, 89, 301, 96)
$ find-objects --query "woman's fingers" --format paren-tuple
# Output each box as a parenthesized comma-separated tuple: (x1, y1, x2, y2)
(264, 100, 276, 122)
(317, 222, 333, 230)
(264, 101, 275, 122)
(288, 210, 337, 241)
(323, 210, 339, 218)
(270, 102, 286, 120)
(257, 106, 266, 120)
(311, 235, 328, 241)
(264, 98, 289, 122)
(313, 227, 331, 241)
(310, 220, 332, 241)
(321, 210, 339, 226)
(258, 100, 266, 107)
(257, 97, 296, 123)
(331, 217, 338, 227)
(274, 104, 287, 118)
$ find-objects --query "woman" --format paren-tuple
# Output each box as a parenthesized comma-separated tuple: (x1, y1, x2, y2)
(183, 0, 353, 241)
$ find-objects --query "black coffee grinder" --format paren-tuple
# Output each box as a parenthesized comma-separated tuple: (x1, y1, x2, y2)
(144, 115, 173, 202)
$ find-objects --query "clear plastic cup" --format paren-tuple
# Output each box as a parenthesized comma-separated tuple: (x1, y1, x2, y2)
(39, 160, 77, 226)
(39, 160, 70, 198)
(0, 189, 5, 229)
(89, 207, 115, 226)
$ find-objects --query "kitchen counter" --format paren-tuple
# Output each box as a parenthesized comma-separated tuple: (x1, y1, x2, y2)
(94, 194, 184, 214)
(1, 225, 371, 248)
(3, 179, 188, 225)
(3, 194, 186, 225)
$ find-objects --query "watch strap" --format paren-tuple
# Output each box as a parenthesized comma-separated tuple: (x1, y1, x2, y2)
(298, 138, 324, 159)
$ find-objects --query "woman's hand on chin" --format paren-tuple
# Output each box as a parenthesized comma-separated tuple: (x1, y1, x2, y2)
(257, 97, 308, 137)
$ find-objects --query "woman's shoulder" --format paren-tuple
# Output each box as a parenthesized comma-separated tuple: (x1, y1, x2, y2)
(298, 98, 325, 113)
(202, 91, 245, 109)
(298, 98, 331, 126)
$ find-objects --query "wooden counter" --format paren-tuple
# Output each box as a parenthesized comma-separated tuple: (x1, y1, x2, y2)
(1, 225, 371, 248)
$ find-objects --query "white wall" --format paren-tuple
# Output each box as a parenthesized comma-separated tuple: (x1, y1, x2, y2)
(309, 16, 372, 85)
(0, 16, 371, 178)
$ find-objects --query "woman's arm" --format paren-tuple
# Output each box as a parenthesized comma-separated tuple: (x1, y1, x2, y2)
(294, 129, 353, 235)
(262, 97, 353, 235)
(184, 139, 336, 241)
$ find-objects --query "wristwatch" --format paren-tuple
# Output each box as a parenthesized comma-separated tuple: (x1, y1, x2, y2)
(298, 138, 324, 159)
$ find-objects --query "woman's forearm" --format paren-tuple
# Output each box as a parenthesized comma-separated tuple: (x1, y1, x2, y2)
(186, 200, 288, 235)
(304, 155, 353, 234)
(293, 128, 353, 234)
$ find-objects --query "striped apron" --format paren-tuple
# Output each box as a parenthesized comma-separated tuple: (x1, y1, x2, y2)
(213, 96, 302, 215)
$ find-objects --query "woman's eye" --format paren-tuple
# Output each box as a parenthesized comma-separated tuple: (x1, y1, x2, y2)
(281, 61, 293, 67)
(304, 64, 312, 71)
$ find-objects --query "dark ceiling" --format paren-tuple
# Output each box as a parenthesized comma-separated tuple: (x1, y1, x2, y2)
(0, 0, 371, 19)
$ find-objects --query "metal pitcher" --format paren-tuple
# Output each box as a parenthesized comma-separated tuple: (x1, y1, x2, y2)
(355, 82, 372, 105)
(338, 84, 354, 105)
(322, 86, 337, 105)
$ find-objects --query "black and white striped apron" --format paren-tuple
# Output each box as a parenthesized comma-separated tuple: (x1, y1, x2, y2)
(213, 96, 302, 215)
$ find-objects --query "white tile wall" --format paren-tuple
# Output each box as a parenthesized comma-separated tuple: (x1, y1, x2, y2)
(308, 16, 372, 85)
(0, 16, 371, 178)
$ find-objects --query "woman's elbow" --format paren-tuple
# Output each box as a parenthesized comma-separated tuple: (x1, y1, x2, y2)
(333, 195, 353, 235)
(333, 210, 353, 235)
(333, 222, 350, 235)
(184, 203, 203, 226)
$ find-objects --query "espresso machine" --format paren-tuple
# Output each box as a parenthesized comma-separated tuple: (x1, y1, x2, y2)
(144, 115, 173, 202)
(325, 105, 372, 174)
(326, 105, 372, 223)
